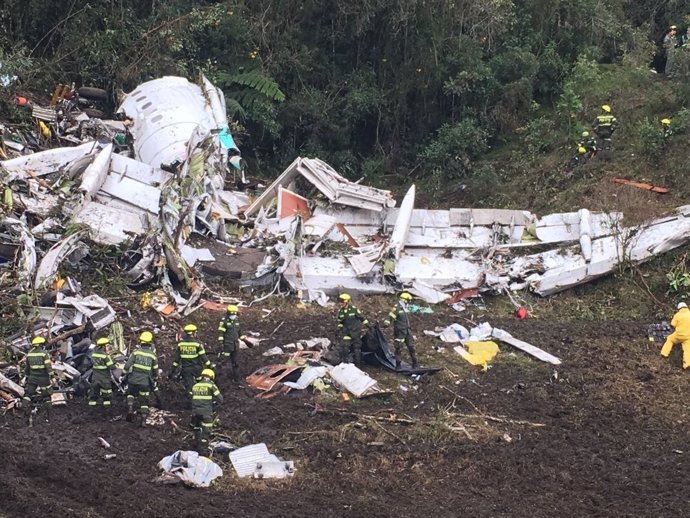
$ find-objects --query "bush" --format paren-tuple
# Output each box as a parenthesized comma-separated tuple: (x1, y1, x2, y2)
(635, 117, 665, 162)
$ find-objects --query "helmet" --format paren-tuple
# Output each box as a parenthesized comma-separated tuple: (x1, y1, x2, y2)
(183, 323, 198, 333)
(581, 131, 589, 137)
(578, 146, 587, 154)
(227, 304, 238, 313)
(31, 336, 46, 346)
(399, 292, 413, 301)
(139, 331, 154, 343)
(339, 293, 351, 302)
(671, 25, 677, 30)
(678, 302, 688, 309)
(601, 105, 611, 113)
(661, 118, 671, 125)
(96, 337, 109, 346)
(201, 368, 215, 380)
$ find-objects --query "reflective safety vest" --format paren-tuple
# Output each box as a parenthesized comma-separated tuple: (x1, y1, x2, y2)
(218, 315, 243, 342)
(173, 340, 208, 368)
(337, 305, 368, 335)
(191, 379, 222, 412)
(26, 348, 51, 375)
(91, 350, 115, 371)
(596, 114, 616, 127)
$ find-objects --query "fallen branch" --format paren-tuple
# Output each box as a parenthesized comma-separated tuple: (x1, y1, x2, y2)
(269, 321, 285, 338)
(453, 412, 545, 428)
(48, 325, 87, 345)
(370, 419, 408, 446)
(440, 385, 483, 414)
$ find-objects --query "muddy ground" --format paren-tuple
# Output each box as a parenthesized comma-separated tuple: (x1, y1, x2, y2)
(1, 295, 689, 518)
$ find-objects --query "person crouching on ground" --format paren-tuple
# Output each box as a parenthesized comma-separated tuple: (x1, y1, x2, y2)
(661, 302, 690, 369)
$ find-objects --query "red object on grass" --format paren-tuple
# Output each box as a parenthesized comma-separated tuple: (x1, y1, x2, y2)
(16, 96, 28, 106)
(516, 307, 528, 320)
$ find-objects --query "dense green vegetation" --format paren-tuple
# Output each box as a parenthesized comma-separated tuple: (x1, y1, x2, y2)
(1, 1, 690, 205)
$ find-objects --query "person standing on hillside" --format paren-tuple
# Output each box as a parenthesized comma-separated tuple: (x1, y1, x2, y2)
(660, 302, 690, 369)
(336, 293, 369, 366)
(190, 368, 223, 452)
(383, 292, 419, 370)
(22, 336, 53, 421)
(123, 331, 159, 426)
(217, 305, 250, 382)
(592, 105, 617, 158)
(88, 337, 116, 410)
(664, 26, 679, 77)
(170, 324, 210, 395)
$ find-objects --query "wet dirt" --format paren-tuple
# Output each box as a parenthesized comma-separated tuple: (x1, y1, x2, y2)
(1, 299, 689, 518)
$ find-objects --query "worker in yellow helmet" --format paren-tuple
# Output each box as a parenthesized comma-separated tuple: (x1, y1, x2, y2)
(217, 305, 251, 382)
(88, 337, 116, 410)
(661, 118, 673, 141)
(592, 104, 617, 159)
(383, 292, 419, 370)
(661, 302, 690, 369)
(170, 323, 210, 395)
(336, 293, 369, 366)
(190, 368, 223, 452)
(123, 331, 159, 426)
(22, 336, 53, 423)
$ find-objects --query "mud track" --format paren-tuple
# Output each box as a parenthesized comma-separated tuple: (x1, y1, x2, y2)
(1, 301, 688, 517)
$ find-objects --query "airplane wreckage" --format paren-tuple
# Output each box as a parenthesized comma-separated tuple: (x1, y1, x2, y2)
(2, 75, 690, 319)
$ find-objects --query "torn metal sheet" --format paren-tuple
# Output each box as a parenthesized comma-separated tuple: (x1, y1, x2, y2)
(0, 372, 24, 397)
(1, 141, 99, 181)
(278, 186, 310, 220)
(118, 76, 229, 169)
(330, 363, 386, 397)
(244, 157, 396, 216)
(34, 232, 88, 290)
(389, 184, 415, 259)
(491, 328, 561, 365)
(230, 443, 294, 479)
(245, 364, 303, 392)
(158, 450, 223, 488)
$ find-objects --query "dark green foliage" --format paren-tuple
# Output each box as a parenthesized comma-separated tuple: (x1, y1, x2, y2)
(0, 0, 684, 181)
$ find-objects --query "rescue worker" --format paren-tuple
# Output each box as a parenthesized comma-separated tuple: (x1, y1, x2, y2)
(661, 302, 690, 369)
(383, 292, 419, 370)
(191, 368, 223, 452)
(578, 131, 597, 154)
(217, 305, 249, 382)
(664, 26, 679, 76)
(592, 105, 617, 158)
(170, 324, 210, 394)
(336, 293, 369, 366)
(22, 336, 53, 420)
(123, 331, 159, 426)
(88, 337, 116, 410)
(661, 118, 673, 141)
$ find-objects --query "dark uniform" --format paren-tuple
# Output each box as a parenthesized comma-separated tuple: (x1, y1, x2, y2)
(592, 112, 617, 139)
(22, 341, 53, 416)
(191, 374, 223, 451)
(384, 301, 418, 369)
(89, 344, 115, 408)
(337, 303, 369, 365)
(171, 334, 209, 394)
(578, 135, 597, 154)
(218, 311, 247, 381)
(124, 343, 159, 425)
